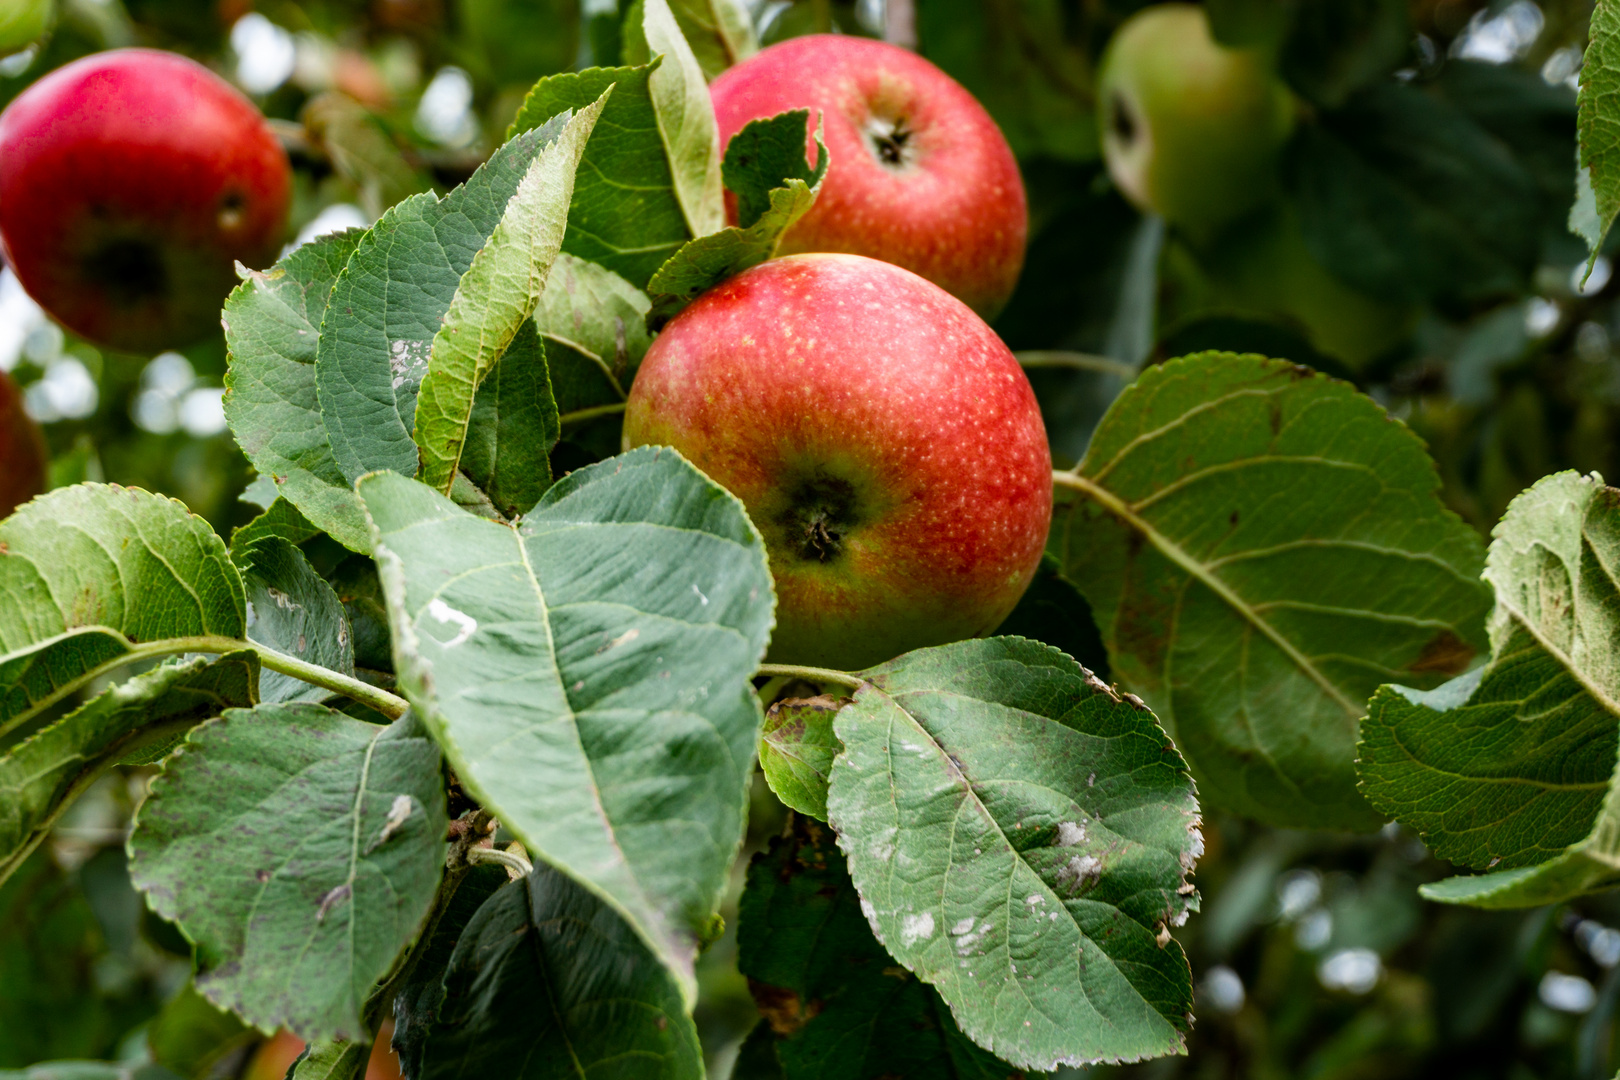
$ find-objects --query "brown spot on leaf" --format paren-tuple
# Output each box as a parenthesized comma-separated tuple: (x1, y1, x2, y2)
(1408, 630, 1474, 675)
(749, 979, 821, 1035)
(316, 883, 351, 922)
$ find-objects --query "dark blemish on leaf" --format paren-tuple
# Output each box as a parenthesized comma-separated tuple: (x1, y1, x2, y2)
(751, 980, 821, 1035)
(1407, 630, 1474, 675)
(316, 883, 351, 922)
(1268, 398, 1283, 435)
(256, 869, 271, 883)
(1228, 510, 1239, 526)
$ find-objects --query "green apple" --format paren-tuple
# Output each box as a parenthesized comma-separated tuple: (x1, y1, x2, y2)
(1098, 3, 1295, 235)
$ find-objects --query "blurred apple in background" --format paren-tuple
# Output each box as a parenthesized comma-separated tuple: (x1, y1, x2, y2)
(1098, 3, 1295, 238)
(709, 34, 1027, 320)
(0, 48, 292, 353)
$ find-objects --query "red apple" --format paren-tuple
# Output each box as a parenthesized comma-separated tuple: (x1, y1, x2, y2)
(0, 368, 46, 520)
(0, 49, 292, 352)
(709, 35, 1027, 321)
(623, 254, 1051, 671)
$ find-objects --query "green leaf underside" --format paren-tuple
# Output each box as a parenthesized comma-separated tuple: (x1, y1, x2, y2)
(534, 252, 651, 404)
(1054, 353, 1491, 830)
(0, 654, 257, 887)
(510, 64, 691, 289)
(391, 864, 508, 1080)
(739, 817, 1026, 1080)
(360, 447, 773, 1004)
(724, 109, 827, 230)
(827, 637, 1201, 1072)
(420, 866, 703, 1079)
(315, 116, 569, 488)
(458, 323, 561, 518)
(128, 705, 447, 1043)
(224, 230, 373, 553)
(1577, 0, 1620, 265)
(646, 110, 827, 322)
(667, 0, 757, 81)
(642, 0, 725, 239)
(414, 93, 607, 495)
(758, 695, 841, 821)
(1362, 471, 1620, 908)
(0, 485, 247, 733)
(239, 537, 355, 704)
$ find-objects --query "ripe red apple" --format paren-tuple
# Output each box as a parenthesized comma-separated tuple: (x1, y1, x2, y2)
(0, 368, 46, 520)
(623, 254, 1052, 671)
(709, 35, 1027, 321)
(0, 49, 292, 352)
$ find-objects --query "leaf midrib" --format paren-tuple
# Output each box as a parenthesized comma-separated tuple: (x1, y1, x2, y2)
(1056, 470, 1361, 719)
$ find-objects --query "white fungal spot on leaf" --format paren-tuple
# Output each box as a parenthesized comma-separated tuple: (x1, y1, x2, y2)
(1056, 821, 1086, 847)
(427, 597, 477, 647)
(900, 912, 935, 947)
(1056, 854, 1102, 895)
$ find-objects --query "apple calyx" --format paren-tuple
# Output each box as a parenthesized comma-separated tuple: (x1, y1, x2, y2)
(781, 475, 858, 562)
(862, 114, 915, 170)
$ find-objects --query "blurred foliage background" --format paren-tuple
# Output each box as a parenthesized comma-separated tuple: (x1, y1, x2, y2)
(5, 0, 1620, 1077)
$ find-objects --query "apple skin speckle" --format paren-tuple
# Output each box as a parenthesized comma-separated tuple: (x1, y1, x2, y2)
(624, 253, 1052, 671)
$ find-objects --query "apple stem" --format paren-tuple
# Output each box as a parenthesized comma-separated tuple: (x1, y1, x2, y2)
(1016, 351, 1136, 378)
(756, 663, 865, 692)
(558, 402, 627, 427)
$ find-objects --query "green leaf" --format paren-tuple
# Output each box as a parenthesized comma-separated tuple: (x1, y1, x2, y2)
(315, 118, 567, 488)
(238, 537, 355, 704)
(1276, 0, 1408, 109)
(646, 110, 827, 322)
(224, 229, 373, 553)
(1053, 353, 1491, 829)
(509, 65, 691, 289)
(666, 0, 756, 81)
(0, 851, 115, 1067)
(420, 866, 704, 1079)
(1284, 82, 1542, 305)
(723, 109, 827, 230)
(1360, 471, 1620, 909)
(0, 1065, 184, 1080)
(641, 0, 725, 237)
(0, 484, 247, 735)
(414, 93, 608, 495)
(129, 705, 448, 1043)
(229, 498, 321, 563)
(289, 1041, 370, 1080)
(457, 323, 560, 519)
(739, 816, 1027, 1079)
(0, 653, 257, 886)
(358, 446, 774, 1003)
(390, 863, 508, 1080)
(1577, 0, 1620, 272)
(827, 637, 1201, 1071)
(535, 253, 652, 395)
(759, 695, 842, 821)
(646, 178, 820, 322)
(146, 982, 255, 1080)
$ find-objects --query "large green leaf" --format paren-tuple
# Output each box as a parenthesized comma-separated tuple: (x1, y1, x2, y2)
(0, 485, 247, 734)
(535, 253, 651, 397)
(129, 705, 447, 1043)
(1576, 0, 1620, 267)
(359, 447, 774, 1003)
(420, 866, 703, 1079)
(510, 65, 691, 289)
(414, 94, 607, 495)
(238, 538, 354, 704)
(827, 637, 1201, 1072)
(739, 816, 1025, 1079)
(640, 0, 724, 239)
(224, 230, 373, 553)
(0, 654, 256, 886)
(1053, 353, 1491, 829)
(1360, 471, 1620, 909)
(314, 118, 568, 488)
(456, 324, 561, 519)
